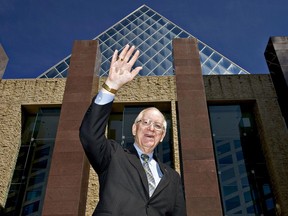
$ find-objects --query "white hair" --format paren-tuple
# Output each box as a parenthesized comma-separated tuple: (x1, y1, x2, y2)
(134, 107, 167, 131)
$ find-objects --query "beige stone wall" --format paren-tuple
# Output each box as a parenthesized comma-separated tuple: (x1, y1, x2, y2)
(204, 74, 276, 100)
(0, 78, 65, 208)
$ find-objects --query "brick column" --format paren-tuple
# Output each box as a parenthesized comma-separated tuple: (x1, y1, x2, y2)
(42, 40, 100, 215)
(173, 38, 222, 216)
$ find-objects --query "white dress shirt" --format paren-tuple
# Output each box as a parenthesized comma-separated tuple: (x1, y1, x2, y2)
(134, 144, 163, 187)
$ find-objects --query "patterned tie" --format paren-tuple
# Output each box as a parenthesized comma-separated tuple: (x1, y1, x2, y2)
(141, 154, 156, 197)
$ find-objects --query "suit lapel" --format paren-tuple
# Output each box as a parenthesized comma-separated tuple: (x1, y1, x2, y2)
(152, 160, 171, 197)
(124, 146, 172, 199)
(124, 146, 150, 198)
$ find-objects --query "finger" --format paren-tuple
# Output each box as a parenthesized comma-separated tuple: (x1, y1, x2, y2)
(118, 44, 130, 61)
(111, 49, 118, 64)
(128, 50, 140, 66)
(123, 45, 135, 62)
(130, 66, 142, 79)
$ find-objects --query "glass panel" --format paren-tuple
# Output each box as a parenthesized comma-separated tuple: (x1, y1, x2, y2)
(236, 150, 244, 161)
(60, 69, 68, 77)
(223, 185, 238, 196)
(99, 33, 109, 42)
(46, 68, 59, 78)
(178, 31, 189, 38)
(225, 196, 240, 211)
(216, 142, 231, 155)
(171, 27, 181, 35)
(201, 47, 213, 57)
(25, 186, 42, 201)
(266, 198, 275, 211)
(22, 201, 40, 215)
(31, 160, 48, 173)
(115, 23, 124, 32)
(56, 62, 67, 72)
(141, 5, 149, 13)
(33, 109, 62, 140)
(263, 184, 271, 195)
(244, 191, 253, 202)
(210, 53, 221, 62)
(65, 57, 70, 65)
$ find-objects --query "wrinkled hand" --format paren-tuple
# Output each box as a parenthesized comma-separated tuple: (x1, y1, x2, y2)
(104, 44, 142, 91)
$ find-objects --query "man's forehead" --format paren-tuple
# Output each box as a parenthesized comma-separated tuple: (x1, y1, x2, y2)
(143, 109, 163, 120)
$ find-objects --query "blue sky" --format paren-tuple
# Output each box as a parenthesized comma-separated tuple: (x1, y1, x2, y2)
(0, 0, 288, 79)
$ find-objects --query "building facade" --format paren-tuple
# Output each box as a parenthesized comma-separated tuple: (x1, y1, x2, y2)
(0, 5, 288, 216)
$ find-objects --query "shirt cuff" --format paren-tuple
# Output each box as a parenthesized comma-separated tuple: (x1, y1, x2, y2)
(94, 90, 115, 105)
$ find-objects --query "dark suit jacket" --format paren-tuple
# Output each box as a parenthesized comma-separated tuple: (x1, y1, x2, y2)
(79, 98, 187, 216)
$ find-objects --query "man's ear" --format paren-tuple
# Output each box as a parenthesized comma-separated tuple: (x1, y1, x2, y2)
(160, 130, 166, 142)
(132, 123, 136, 136)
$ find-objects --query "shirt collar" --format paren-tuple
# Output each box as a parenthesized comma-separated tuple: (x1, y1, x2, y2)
(133, 143, 153, 161)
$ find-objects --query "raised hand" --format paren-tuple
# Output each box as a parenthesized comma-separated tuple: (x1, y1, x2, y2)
(104, 44, 142, 93)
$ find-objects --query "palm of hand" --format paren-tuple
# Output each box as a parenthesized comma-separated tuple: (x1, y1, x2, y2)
(109, 61, 135, 84)
(106, 45, 142, 90)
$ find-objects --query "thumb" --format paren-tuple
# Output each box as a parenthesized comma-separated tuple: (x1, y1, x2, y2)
(130, 66, 142, 79)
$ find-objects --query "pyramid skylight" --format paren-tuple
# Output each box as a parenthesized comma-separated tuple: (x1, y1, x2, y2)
(38, 5, 250, 78)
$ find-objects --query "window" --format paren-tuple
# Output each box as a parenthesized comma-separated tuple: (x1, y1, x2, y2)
(208, 104, 276, 215)
(1, 107, 60, 216)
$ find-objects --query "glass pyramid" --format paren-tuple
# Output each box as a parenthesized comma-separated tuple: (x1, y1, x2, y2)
(38, 5, 250, 78)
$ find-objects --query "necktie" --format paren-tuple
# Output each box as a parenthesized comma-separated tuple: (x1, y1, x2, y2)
(141, 154, 156, 197)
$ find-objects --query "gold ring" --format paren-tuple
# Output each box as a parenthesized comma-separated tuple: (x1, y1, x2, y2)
(120, 58, 124, 61)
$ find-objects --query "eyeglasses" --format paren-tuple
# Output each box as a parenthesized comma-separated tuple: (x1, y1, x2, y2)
(136, 119, 164, 131)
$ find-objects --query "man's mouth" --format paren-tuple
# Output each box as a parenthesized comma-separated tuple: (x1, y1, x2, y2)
(144, 134, 154, 138)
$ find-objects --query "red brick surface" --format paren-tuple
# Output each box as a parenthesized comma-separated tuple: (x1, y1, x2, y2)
(42, 40, 100, 216)
(173, 38, 223, 216)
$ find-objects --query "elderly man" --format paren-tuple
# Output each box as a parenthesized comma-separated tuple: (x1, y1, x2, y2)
(79, 44, 187, 216)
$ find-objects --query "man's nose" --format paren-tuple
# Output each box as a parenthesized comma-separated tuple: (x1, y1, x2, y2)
(147, 124, 155, 130)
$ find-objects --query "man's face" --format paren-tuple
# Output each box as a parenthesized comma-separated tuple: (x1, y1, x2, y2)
(132, 109, 166, 154)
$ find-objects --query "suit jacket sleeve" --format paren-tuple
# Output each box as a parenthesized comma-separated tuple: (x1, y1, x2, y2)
(79, 96, 116, 174)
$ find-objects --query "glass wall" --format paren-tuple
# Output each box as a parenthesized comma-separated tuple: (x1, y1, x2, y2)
(1, 107, 60, 216)
(208, 104, 276, 215)
(38, 5, 250, 79)
(108, 105, 173, 167)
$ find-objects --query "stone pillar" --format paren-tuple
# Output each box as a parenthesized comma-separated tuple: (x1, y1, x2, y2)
(42, 40, 100, 215)
(173, 38, 222, 216)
